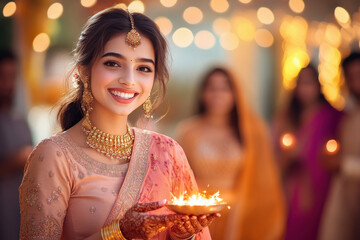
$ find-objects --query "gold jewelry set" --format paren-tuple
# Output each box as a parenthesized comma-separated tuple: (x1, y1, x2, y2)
(77, 9, 152, 162)
(101, 219, 127, 240)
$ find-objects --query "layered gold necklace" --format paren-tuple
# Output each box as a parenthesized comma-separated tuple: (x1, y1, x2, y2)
(82, 116, 134, 161)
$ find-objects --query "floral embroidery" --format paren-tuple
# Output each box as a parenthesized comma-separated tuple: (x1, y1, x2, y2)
(101, 187, 108, 192)
(21, 216, 61, 240)
(48, 171, 54, 178)
(24, 183, 40, 207)
(89, 206, 96, 214)
(56, 151, 62, 157)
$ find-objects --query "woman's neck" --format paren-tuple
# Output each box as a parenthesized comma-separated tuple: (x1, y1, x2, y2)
(89, 105, 128, 136)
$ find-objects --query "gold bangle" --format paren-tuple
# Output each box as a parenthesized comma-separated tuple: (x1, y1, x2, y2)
(116, 219, 128, 240)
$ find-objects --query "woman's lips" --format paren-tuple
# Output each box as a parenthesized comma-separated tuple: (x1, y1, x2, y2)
(108, 88, 138, 103)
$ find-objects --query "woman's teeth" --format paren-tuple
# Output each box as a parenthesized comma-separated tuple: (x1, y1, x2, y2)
(110, 90, 135, 99)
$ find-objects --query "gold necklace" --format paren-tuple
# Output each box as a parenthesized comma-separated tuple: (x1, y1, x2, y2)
(82, 116, 134, 161)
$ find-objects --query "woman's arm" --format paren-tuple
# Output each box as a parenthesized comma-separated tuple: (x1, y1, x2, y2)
(19, 139, 72, 240)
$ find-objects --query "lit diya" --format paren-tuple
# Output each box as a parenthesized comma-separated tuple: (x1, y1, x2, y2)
(166, 191, 227, 215)
(325, 139, 340, 154)
(280, 132, 296, 149)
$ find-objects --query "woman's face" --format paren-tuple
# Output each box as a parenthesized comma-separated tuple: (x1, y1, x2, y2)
(296, 68, 320, 106)
(89, 33, 155, 117)
(202, 72, 235, 116)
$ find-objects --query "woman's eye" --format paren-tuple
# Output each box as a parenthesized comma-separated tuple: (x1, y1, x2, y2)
(138, 66, 152, 73)
(104, 61, 119, 67)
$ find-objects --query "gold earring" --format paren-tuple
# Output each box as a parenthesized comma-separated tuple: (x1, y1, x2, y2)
(143, 96, 153, 119)
(81, 75, 93, 129)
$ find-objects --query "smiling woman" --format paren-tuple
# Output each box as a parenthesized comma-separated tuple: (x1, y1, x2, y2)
(18, 8, 217, 240)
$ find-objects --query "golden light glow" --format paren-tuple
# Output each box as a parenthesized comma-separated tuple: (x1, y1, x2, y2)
(234, 17, 255, 42)
(195, 31, 216, 49)
(280, 16, 309, 89)
(210, 0, 229, 13)
(3, 1, 16, 17)
(289, 0, 305, 14)
(220, 32, 239, 51)
(334, 7, 350, 25)
(170, 191, 224, 206)
(154, 16, 173, 36)
(47, 2, 63, 20)
(128, 0, 145, 13)
(255, 29, 274, 47)
(160, 0, 177, 8)
(326, 139, 339, 154)
(33, 33, 51, 53)
(325, 24, 341, 47)
(238, 0, 252, 4)
(183, 7, 203, 25)
(257, 7, 275, 25)
(281, 133, 296, 148)
(213, 18, 231, 36)
(114, 3, 127, 10)
(80, 0, 97, 8)
(172, 28, 194, 48)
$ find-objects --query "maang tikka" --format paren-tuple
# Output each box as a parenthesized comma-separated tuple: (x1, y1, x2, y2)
(126, 9, 141, 49)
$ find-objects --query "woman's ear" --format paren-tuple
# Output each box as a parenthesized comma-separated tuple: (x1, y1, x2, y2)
(77, 65, 88, 82)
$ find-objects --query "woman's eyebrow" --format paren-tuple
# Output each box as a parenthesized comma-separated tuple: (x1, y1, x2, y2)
(101, 52, 155, 65)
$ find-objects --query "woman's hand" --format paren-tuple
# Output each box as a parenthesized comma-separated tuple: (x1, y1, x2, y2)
(168, 213, 220, 239)
(119, 200, 183, 240)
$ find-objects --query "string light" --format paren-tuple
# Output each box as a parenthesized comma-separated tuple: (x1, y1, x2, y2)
(257, 7, 275, 25)
(80, 0, 97, 8)
(234, 17, 255, 41)
(114, 3, 127, 10)
(154, 16, 173, 36)
(160, 0, 177, 8)
(238, 0, 252, 4)
(255, 29, 274, 47)
(183, 7, 203, 25)
(3, 1, 16, 17)
(172, 28, 194, 48)
(334, 7, 351, 25)
(128, 1, 145, 13)
(33, 33, 51, 53)
(47, 2, 63, 20)
(289, 0, 305, 14)
(210, 0, 229, 13)
(195, 31, 216, 49)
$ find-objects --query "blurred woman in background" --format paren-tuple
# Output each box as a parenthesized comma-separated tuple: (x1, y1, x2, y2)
(273, 64, 343, 240)
(177, 67, 286, 240)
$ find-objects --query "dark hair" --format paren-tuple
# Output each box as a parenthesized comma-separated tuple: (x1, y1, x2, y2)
(57, 8, 169, 130)
(286, 64, 328, 128)
(197, 67, 242, 142)
(0, 49, 16, 62)
(342, 52, 360, 76)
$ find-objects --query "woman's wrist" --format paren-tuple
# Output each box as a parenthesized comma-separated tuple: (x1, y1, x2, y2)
(101, 219, 127, 240)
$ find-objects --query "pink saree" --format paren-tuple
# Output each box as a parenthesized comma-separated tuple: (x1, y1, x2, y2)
(19, 128, 211, 240)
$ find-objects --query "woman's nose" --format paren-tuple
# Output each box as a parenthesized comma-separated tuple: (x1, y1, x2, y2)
(119, 67, 135, 86)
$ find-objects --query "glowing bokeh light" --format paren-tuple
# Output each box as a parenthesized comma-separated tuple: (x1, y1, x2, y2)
(238, 0, 252, 4)
(210, 0, 229, 13)
(289, 0, 305, 14)
(220, 32, 239, 51)
(183, 7, 203, 25)
(195, 31, 216, 49)
(154, 16, 173, 36)
(334, 7, 350, 25)
(3, 2, 16, 17)
(172, 28, 194, 48)
(114, 3, 127, 10)
(213, 18, 231, 36)
(160, 0, 177, 8)
(128, 1, 145, 13)
(80, 0, 97, 8)
(47, 2, 63, 20)
(255, 29, 274, 47)
(33, 33, 51, 53)
(281, 133, 296, 148)
(257, 7, 275, 25)
(325, 24, 341, 47)
(326, 139, 339, 154)
(234, 17, 255, 41)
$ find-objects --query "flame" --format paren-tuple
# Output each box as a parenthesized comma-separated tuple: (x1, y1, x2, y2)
(281, 132, 296, 148)
(170, 191, 224, 206)
(326, 139, 339, 154)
